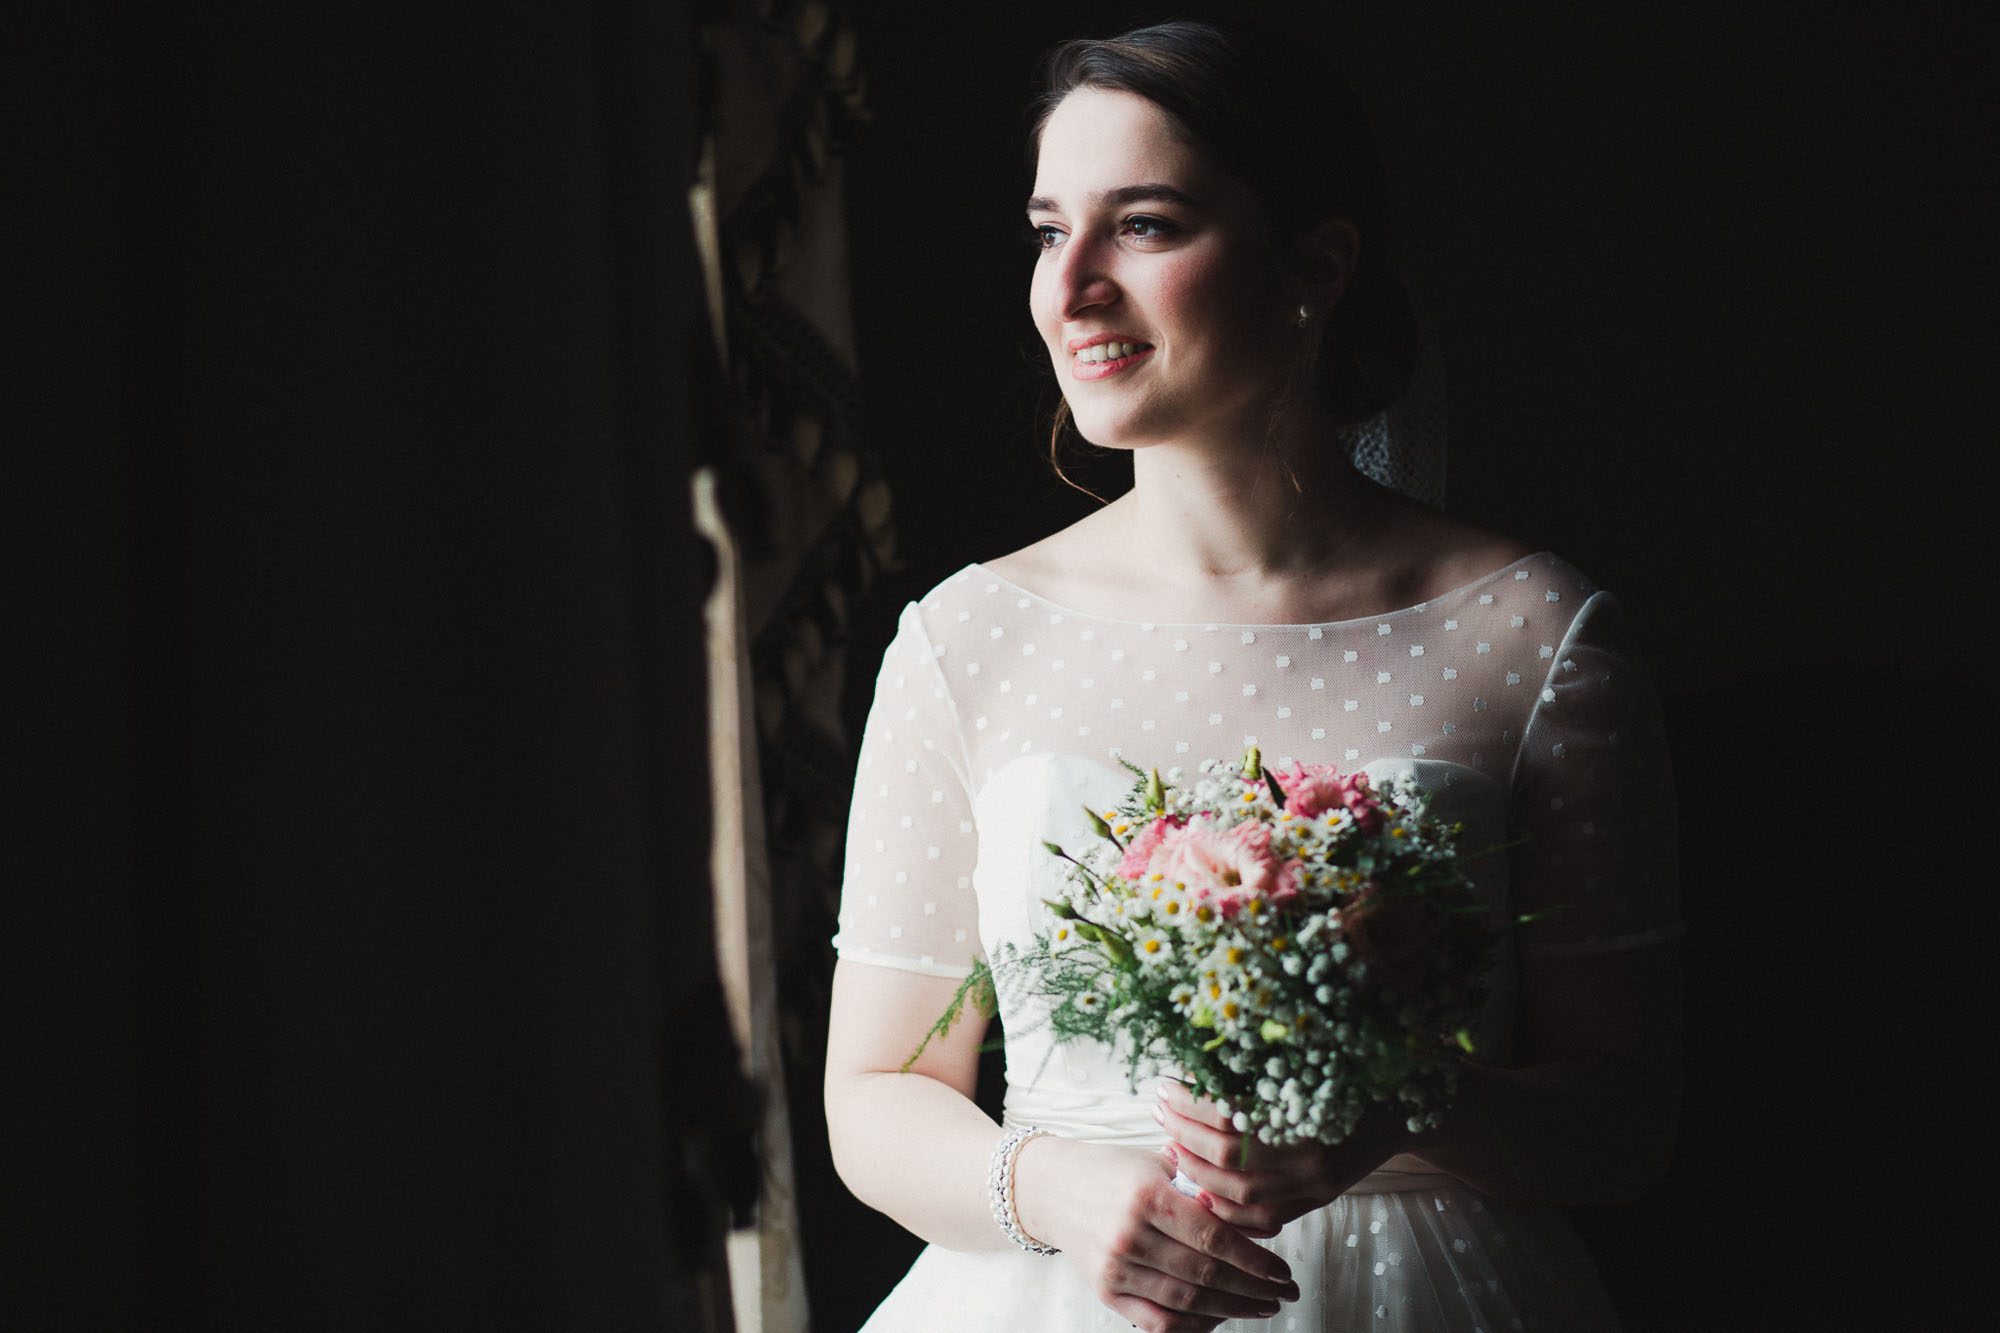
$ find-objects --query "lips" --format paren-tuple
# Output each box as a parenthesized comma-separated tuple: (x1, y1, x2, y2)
(1071, 338, 1150, 363)
(1067, 332, 1151, 355)
(1067, 333, 1154, 381)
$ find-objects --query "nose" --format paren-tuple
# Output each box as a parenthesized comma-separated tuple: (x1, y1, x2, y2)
(1050, 232, 1119, 320)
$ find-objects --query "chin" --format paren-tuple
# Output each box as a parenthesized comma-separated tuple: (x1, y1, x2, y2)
(1067, 407, 1161, 453)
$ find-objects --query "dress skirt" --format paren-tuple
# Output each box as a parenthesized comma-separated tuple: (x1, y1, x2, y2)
(858, 1183, 1621, 1332)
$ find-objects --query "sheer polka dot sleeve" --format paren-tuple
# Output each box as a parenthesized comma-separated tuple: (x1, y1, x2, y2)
(831, 602, 985, 978)
(1507, 590, 1683, 958)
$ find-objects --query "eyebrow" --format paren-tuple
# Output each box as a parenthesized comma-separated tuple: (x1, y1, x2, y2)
(1025, 183, 1202, 215)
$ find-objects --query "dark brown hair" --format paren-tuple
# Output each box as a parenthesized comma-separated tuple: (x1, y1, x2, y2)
(1029, 21, 1420, 492)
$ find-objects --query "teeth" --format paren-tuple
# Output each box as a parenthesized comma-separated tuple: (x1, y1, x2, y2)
(1076, 341, 1144, 362)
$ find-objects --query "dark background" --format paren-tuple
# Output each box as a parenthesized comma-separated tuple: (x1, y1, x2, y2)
(10, 3, 750, 1328)
(799, 1, 1992, 1328)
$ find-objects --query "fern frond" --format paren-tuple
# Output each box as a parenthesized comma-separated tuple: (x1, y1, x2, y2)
(899, 959, 997, 1072)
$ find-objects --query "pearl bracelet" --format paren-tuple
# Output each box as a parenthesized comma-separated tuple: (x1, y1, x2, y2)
(988, 1124, 1060, 1256)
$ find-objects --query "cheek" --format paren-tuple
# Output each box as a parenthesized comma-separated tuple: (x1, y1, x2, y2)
(1028, 263, 1061, 340)
(1155, 250, 1285, 356)
(1149, 252, 1210, 331)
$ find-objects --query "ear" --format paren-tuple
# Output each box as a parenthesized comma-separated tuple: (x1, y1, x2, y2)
(1293, 217, 1360, 315)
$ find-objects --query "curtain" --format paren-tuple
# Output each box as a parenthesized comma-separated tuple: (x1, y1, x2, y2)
(13, 3, 754, 1327)
(689, 1, 888, 1328)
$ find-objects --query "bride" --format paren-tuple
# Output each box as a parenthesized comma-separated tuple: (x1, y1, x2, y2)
(824, 21, 1682, 1331)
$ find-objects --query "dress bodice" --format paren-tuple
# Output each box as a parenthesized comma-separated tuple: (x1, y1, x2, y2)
(836, 550, 1679, 975)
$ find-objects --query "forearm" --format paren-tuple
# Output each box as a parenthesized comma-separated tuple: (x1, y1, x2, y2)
(1409, 1054, 1679, 1208)
(826, 1069, 1010, 1251)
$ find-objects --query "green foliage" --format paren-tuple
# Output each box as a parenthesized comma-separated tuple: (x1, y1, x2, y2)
(898, 959, 997, 1073)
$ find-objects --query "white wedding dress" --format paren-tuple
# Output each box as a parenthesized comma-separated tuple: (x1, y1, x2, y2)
(833, 551, 1681, 1331)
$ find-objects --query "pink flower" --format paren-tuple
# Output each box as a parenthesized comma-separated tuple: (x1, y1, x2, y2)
(1117, 814, 1185, 881)
(1151, 819, 1302, 917)
(1273, 761, 1384, 832)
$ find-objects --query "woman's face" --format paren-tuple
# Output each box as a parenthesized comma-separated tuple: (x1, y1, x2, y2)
(1028, 88, 1300, 452)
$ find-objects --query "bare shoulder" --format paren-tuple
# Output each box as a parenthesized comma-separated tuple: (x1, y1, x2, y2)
(1372, 496, 1541, 603)
(977, 504, 1125, 599)
(1423, 523, 1542, 593)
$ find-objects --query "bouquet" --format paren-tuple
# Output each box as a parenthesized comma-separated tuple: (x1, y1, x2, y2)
(916, 747, 1509, 1148)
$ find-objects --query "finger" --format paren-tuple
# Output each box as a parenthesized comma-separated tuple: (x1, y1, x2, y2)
(1161, 1099, 1332, 1183)
(1117, 1256, 1289, 1325)
(1172, 1178, 1292, 1239)
(1123, 1224, 1294, 1307)
(1114, 1169, 1292, 1298)
(1166, 1148, 1302, 1235)
(1139, 1184, 1298, 1294)
(1103, 1291, 1224, 1333)
(1166, 1141, 1282, 1214)
(1156, 1097, 1254, 1170)
(1157, 1079, 1235, 1132)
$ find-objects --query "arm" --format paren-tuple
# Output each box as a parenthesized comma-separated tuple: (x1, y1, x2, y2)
(824, 602, 1015, 1252)
(823, 958, 1300, 1331)
(823, 959, 1004, 1251)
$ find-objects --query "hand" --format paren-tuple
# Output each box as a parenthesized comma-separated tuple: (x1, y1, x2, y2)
(1153, 1079, 1415, 1236)
(1012, 1135, 1301, 1333)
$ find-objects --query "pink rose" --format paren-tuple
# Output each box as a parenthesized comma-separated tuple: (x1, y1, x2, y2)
(1117, 814, 1185, 881)
(1151, 819, 1302, 917)
(1273, 762, 1384, 832)
(1272, 761, 1349, 819)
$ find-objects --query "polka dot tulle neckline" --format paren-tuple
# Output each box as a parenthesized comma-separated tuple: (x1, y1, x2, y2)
(835, 544, 1682, 1003)
(966, 551, 1555, 633)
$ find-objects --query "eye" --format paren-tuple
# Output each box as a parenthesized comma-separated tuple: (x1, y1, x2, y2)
(1122, 215, 1178, 240)
(1025, 223, 1065, 252)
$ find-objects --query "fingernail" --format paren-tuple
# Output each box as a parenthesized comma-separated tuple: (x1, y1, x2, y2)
(1156, 1077, 1180, 1098)
(1161, 1142, 1179, 1167)
(1150, 1102, 1165, 1125)
(1254, 1302, 1281, 1318)
(1197, 1190, 1217, 1211)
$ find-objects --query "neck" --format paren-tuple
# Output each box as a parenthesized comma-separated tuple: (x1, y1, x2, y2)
(1111, 400, 1386, 587)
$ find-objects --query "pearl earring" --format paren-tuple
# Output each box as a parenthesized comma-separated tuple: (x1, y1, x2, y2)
(1295, 304, 1311, 328)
